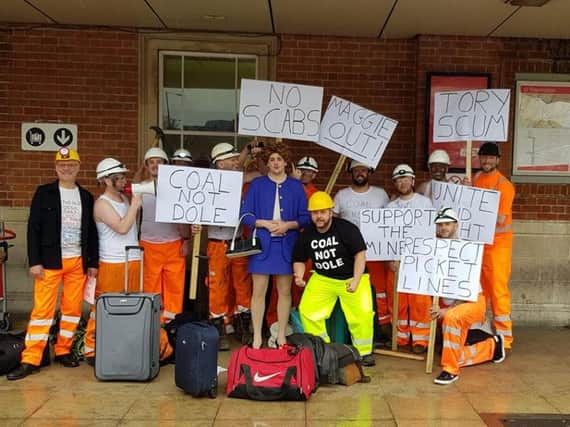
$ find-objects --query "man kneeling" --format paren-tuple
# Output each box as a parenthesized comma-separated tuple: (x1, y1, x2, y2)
(431, 207, 506, 385)
(293, 191, 375, 367)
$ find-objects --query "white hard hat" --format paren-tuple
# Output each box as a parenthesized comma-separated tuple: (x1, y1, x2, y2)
(348, 159, 373, 172)
(392, 164, 415, 180)
(211, 142, 238, 163)
(435, 207, 459, 224)
(428, 149, 451, 165)
(144, 147, 169, 162)
(171, 148, 193, 163)
(96, 158, 129, 180)
(296, 156, 318, 172)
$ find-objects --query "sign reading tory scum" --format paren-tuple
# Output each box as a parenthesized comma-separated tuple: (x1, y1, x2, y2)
(397, 237, 484, 302)
(319, 96, 398, 169)
(433, 89, 511, 142)
(430, 180, 499, 244)
(155, 165, 243, 227)
(238, 79, 323, 142)
(360, 208, 436, 261)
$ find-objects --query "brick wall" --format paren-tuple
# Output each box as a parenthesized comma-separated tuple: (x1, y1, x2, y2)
(0, 28, 139, 207)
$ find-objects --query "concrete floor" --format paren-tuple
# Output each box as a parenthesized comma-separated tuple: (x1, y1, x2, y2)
(1, 326, 569, 426)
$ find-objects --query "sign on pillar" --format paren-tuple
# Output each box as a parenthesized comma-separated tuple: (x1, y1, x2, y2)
(21, 123, 78, 151)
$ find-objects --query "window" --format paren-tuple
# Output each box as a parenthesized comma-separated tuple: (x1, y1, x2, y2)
(159, 52, 257, 163)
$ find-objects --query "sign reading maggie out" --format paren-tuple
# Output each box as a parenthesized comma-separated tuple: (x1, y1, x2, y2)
(319, 96, 398, 169)
(360, 208, 436, 261)
(238, 79, 323, 142)
(430, 181, 499, 244)
(433, 89, 511, 142)
(155, 165, 243, 227)
(397, 238, 484, 302)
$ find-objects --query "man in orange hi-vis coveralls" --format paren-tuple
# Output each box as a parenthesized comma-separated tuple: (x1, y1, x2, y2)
(430, 207, 506, 385)
(470, 142, 516, 351)
(7, 148, 99, 381)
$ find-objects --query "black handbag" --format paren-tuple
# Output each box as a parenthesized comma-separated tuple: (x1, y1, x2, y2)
(226, 213, 262, 258)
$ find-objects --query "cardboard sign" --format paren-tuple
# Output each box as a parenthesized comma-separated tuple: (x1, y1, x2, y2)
(318, 96, 398, 169)
(433, 89, 510, 142)
(430, 181, 499, 244)
(155, 165, 243, 227)
(238, 79, 323, 142)
(397, 238, 484, 302)
(360, 208, 436, 261)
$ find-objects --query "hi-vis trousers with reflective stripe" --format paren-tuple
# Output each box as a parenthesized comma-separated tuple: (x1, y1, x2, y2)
(21, 256, 85, 366)
(367, 261, 394, 325)
(84, 260, 140, 357)
(298, 272, 374, 356)
(141, 239, 185, 324)
(481, 232, 513, 349)
(396, 293, 432, 348)
(441, 293, 495, 376)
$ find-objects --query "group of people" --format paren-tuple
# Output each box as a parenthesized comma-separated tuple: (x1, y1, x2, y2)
(7, 139, 515, 387)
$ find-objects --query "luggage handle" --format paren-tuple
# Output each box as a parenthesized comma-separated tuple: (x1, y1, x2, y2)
(241, 365, 297, 401)
(124, 245, 144, 294)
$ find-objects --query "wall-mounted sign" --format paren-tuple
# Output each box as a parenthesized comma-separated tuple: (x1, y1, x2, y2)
(21, 123, 78, 151)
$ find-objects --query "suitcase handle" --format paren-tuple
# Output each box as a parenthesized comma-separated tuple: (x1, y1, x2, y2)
(124, 245, 144, 293)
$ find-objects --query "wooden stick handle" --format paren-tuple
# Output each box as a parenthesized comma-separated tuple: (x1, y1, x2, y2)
(391, 262, 400, 352)
(466, 140, 473, 180)
(324, 155, 347, 195)
(374, 349, 425, 361)
(189, 230, 202, 300)
(425, 295, 440, 374)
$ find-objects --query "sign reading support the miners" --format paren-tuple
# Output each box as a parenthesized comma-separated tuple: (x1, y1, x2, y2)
(238, 79, 323, 142)
(155, 165, 243, 227)
(318, 96, 398, 169)
(360, 208, 437, 261)
(433, 89, 510, 142)
(397, 237, 484, 302)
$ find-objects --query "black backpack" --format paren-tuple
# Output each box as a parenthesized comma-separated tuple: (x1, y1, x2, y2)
(0, 333, 25, 375)
(286, 333, 340, 386)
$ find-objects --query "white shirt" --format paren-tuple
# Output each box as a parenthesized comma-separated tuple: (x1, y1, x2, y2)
(333, 186, 390, 227)
(140, 191, 181, 243)
(96, 195, 140, 263)
(59, 186, 82, 258)
(387, 193, 433, 209)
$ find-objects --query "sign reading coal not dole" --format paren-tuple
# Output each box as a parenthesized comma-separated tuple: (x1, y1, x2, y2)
(360, 208, 436, 261)
(238, 79, 323, 142)
(155, 165, 243, 227)
(319, 96, 398, 168)
(431, 180, 499, 244)
(433, 89, 510, 142)
(397, 237, 484, 302)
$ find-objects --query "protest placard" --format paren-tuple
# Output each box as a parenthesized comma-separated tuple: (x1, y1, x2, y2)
(430, 181, 499, 244)
(433, 89, 510, 142)
(238, 79, 323, 142)
(155, 165, 243, 227)
(397, 237, 483, 302)
(360, 208, 436, 261)
(318, 96, 398, 169)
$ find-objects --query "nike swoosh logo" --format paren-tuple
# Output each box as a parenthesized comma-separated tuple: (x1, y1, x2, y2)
(253, 371, 281, 382)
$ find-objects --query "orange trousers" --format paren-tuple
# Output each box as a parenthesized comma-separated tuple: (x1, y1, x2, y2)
(265, 260, 310, 326)
(141, 239, 185, 324)
(396, 292, 432, 348)
(481, 233, 513, 349)
(367, 261, 394, 325)
(21, 256, 85, 366)
(207, 240, 252, 320)
(85, 260, 172, 360)
(441, 294, 496, 375)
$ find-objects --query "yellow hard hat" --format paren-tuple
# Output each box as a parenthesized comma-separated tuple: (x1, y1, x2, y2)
(55, 147, 80, 162)
(308, 191, 334, 212)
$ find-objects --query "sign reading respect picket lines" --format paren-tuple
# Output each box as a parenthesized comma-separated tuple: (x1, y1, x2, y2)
(318, 96, 398, 169)
(238, 79, 323, 142)
(360, 208, 436, 261)
(430, 180, 499, 244)
(155, 165, 243, 227)
(433, 89, 511, 142)
(397, 237, 484, 302)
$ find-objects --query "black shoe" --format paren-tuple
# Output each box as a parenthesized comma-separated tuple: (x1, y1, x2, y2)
(434, 371, 458, 385)
(85, 356, 95, 367)
(412, 344, 427, 354)
(6, 363, 40, 380)
(361, 354, 376, 367)
(492, 335, 506, 363)
(211, 317, 230, 351)
(54, 353, 80, 368)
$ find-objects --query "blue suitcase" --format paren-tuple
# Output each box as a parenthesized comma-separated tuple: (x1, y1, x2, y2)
(175, 321, 218, 398)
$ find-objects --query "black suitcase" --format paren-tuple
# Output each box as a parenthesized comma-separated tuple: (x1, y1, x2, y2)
(175, 321, 219, 398)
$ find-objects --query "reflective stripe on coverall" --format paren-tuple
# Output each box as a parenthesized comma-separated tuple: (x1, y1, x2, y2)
(441, 293, 496, 376)
(21, 256, 84, 366)
(367, 261, 394, 325)
(396, 292, 432, 348)
(298, 272, 374, 356)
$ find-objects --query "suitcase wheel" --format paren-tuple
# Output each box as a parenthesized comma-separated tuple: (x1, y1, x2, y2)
(208, 379, 218, 399)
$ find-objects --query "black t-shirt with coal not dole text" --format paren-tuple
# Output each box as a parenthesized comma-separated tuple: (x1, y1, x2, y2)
(293, 217, 367, 280)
